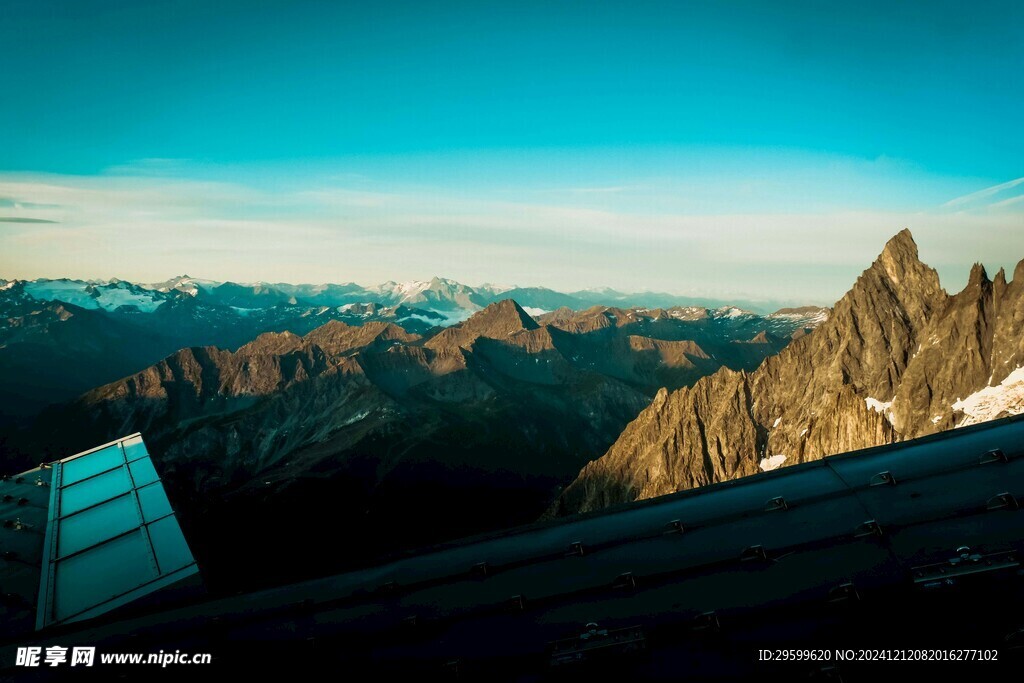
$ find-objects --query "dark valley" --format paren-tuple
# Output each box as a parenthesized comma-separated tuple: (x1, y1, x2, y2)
(0, 282, 822, 589)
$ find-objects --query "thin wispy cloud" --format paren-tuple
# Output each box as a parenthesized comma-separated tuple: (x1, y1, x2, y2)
(989, 194, 1024, 210)
(942, 176, 1024, 209)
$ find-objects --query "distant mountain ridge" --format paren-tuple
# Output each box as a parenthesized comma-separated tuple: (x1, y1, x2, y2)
(2, 273, 798, 316)
(0, 279, 444, 424)
(0, 274, 823, 423)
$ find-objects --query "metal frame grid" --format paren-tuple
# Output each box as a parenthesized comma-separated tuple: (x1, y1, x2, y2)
(35, 434, 199, 630)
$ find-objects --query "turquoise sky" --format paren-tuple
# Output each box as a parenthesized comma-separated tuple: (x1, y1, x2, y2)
(1, 1, 1022, 304)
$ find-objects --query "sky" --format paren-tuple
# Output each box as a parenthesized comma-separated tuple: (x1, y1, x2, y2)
(1, 0, 1022, 306)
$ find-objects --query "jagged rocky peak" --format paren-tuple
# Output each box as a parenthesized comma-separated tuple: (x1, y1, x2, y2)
(237, 330, 307, 355)
(470, 298, 539, 329)
(875, 228, 917, 276)
(803, 228, 945, 401)
(303, 319, 418, 355)
(549, 229, 1024, 518)
(426, 299, 538, 349)
(862, 228, 945, 323)
(888, 252, 1024, 435)
(994, 266, 1008, 292)
(966, 262, 990, 288)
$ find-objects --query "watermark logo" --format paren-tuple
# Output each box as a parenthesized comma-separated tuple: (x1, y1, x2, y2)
(16, 646, 94, 667)
(15, 646, 207, 667)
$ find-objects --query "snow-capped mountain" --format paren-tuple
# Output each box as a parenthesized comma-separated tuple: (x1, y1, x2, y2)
(5, 274, 801, 319)
(367, 276, 490, 313)
(145, 274, 219, 297)
(21, 278, 173, 312)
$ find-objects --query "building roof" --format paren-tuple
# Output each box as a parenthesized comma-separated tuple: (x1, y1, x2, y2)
(0, 434, 200, 637)
(0, 464, 52, 637)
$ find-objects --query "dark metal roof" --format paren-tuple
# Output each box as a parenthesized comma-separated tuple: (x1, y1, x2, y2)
(0, 465, 52, 638)
(2, 413, 1022, 679)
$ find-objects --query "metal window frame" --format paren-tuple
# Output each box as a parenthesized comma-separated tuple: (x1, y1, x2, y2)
(35, 435, 199, 630)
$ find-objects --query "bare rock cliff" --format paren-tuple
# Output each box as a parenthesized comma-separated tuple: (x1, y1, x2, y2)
(550, 230, 1024, 516)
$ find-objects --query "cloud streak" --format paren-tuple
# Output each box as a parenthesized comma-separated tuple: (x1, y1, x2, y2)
(942, 176, 1024, 209)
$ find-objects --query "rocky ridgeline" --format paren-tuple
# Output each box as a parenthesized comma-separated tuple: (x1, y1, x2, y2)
(549, 230, 1024, 516)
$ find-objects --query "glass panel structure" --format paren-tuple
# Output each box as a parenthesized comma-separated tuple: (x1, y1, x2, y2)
(61, 445, 123, 484)
(128, 457, 159, 487)
(121, 435, 148, 463)
(59, 467, 132, 516)
(57, 494, 139, 557)
(148, 516, 195, 573)
(54, 531, 157, 620)
(137, 483, 173, 522)
(36, 434, 199, 630)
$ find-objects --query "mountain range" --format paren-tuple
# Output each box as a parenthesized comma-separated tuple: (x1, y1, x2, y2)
(2, 292, 825, 589)
(548, 229, 1024, 516)
(7, 230, 1016, 590)
(141, 274, 791, 316)
(0, 279, 434, 424)
(0, 274, 815, 424)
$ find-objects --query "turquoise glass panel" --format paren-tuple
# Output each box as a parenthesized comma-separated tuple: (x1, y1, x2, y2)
(128, 457, 159, 487)
(121, 435, 148, 463)
(148, 516, 194, 573)
(53, 531, 156, 621)
(60, 467, 131, 517)
(62, 445, 124, 484)
(137, 483, 173, 522)
(57, 495, 139, 557)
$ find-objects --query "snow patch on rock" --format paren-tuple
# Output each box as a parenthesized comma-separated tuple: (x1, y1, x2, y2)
(952, 366, 1024, 427)
(865, 396, 896, 426)
(759, 454, 788, 472)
